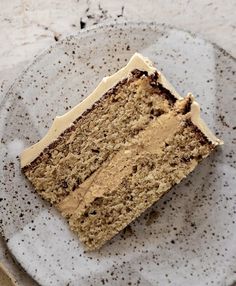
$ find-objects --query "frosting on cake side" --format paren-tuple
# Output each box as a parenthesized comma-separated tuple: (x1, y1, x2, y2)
(21, 53, 222, 168)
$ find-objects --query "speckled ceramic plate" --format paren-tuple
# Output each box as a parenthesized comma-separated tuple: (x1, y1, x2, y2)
(1, 22, 236, 286)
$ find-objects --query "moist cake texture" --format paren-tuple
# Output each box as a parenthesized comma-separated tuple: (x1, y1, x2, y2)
(22, 71, 176, 204)
(21, 53, 222, 250)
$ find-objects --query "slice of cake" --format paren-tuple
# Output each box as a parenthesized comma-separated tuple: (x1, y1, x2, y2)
(21, 53, 222, 250)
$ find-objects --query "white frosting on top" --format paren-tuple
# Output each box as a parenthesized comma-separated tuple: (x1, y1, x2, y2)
(21, 53, 222, 167)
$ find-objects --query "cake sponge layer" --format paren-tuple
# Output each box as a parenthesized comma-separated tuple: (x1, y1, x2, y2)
(23, 70, 177, 204)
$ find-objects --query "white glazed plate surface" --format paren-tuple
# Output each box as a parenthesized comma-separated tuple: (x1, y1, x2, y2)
(0, 22, 236, 286)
